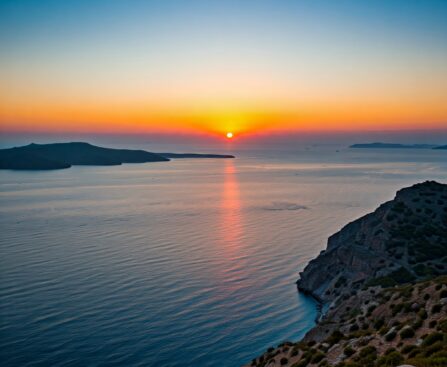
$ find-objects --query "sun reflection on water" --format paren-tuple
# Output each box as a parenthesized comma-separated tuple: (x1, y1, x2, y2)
(221, 160, 244, 253)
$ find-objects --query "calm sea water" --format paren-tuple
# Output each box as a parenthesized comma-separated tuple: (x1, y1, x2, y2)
(1, 146, 446, 366)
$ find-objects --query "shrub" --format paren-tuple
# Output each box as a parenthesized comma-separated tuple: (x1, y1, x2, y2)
(384, 347, 396, 355)
(366, 276, 397, 288)
(408, 347, 421, 358)
(401, 344, 417, 354)
(400, 327, 415, 339)
(359, 346, 377, 358)
(390, 267, 416, 284)
(326, 330, 345, 345)
(376, 351, 404, 366)
(398, 285, 414, 299)
(406, 356, 447, 367)
(413, 318, 424, 330)
(403, 302, 413, 313)
(423, 341, 445, 357)
(422, 332, 445, 347)
(385, 330, 397, 341)
(392, 320, 401, 328)
(348, 308, 361, 319)
(349, 323, 359, 332)
(344, 346, 355, 357)
(311, 352, 325, 364)
(438, 319, 447, 332)
(280, 357, 288, 365)
(418, 309, 428, 320)
(366, 305, 376, 316)
(374, 318, 385, 330)
(432, 304, 443, 313)
(334, 276, 347, 288)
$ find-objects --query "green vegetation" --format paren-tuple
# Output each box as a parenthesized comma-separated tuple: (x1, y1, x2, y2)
(431, 304, 443, 314)
(376, 351, 404, 366)
(385, 330, 397, 341)
(366, 267, 416, 288)
(422, 332, 445, 347)
(344, 346, 356, 357)
(311, 352, 325, 364)
(251, 179, 447, 367)
(325, 330, 345, 346)
(414, 264, 439, 277)
(400, 327, 415, 339)
(438, 319, 447, 332)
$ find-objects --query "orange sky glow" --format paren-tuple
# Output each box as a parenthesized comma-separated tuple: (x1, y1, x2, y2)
(1, 99, 446, 137)
(1, 1, 446, 138)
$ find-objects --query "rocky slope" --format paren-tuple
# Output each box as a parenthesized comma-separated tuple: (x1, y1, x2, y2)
(297, 181, 447, 304)
(248, 276, 447, 367)
(246, 181, 447, 367)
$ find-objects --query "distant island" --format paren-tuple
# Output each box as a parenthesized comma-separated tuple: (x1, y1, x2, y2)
(247, 181, 447, 367)
(158, 152, 235, 159)
(0, 142, 235, 170)
(350, 142, 442, 149)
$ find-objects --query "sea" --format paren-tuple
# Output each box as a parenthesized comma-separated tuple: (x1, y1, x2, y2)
(1, 144, 447, 366)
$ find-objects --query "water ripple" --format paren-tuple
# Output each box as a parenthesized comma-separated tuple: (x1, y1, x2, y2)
(2, 151, 446, 366)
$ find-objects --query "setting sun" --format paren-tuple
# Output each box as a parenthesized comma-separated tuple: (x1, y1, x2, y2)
(226, 132, 234, 139)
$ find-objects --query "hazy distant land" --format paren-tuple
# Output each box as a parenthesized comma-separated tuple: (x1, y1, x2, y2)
(350, 142, 444, 149)
(0, 142, 234, 170)
(157, 152, 235, 159)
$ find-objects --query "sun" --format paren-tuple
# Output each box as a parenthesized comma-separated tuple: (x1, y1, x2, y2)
(226, 132, 234, 139)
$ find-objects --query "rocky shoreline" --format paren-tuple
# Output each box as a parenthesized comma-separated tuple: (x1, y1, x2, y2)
(246, 181, 447, 367)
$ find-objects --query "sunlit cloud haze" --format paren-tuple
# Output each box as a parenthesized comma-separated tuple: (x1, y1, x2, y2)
(1, 0, 447, 140)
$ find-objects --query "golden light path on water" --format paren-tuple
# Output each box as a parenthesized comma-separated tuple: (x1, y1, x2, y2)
(221, 160, 243, 255)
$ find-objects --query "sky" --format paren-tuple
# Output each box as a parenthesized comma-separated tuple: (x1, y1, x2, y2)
(1, 0, 447, 139)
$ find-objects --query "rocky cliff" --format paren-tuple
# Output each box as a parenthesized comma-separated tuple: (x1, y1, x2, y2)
(297, 181, 447, 305)
(246, 181, 447, 367)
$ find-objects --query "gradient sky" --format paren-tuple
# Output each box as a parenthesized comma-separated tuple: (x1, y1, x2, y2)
(1, 0, 447, 136)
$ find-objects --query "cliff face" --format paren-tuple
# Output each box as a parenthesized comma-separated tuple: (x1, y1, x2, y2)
(246, 181, 447, 367)
(297, 181, 447, 305)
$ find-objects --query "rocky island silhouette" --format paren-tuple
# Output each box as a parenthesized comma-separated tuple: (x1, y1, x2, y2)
(0, 142, 234, 170)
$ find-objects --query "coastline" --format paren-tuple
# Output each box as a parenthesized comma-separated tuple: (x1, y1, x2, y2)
(246, 181, 447, 367)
